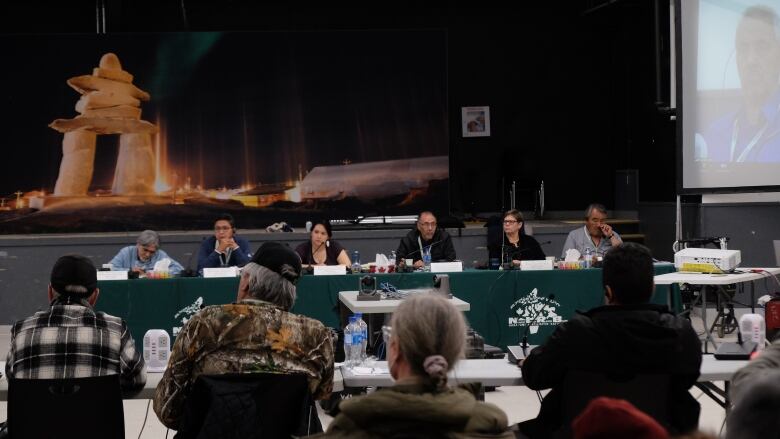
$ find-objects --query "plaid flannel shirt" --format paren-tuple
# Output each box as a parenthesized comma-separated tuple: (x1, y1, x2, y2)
(5, 297, 146, 391)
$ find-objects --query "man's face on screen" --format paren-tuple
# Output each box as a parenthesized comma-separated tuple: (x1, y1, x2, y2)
(736, 16, 780, 100)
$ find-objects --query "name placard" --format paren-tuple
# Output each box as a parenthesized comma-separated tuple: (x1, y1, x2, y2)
(431, 261, 463, 273)
(520, 260, 554, 271)
(97, 270, 129, 281)
(313, 265, 347, 276)
(203, 267, 239, 278)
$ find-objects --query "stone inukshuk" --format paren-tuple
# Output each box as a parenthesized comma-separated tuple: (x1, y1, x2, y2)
(50, 53, 158, 196)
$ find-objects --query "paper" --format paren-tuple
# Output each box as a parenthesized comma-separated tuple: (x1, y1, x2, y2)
(153, 258, 171, 272)
(431, 261, 463, 272)
(203, 267, 239, 278)
(564, 249, 581, 262)
(350, 366, 390, 375)
(97, 270, 128, 281)
(313, 265, 346, 275)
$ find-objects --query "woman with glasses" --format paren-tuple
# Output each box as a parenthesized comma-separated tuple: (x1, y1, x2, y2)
(196, 213, 252, 275)
(315, 294, 513, 438)
(488, 209, 546, 267)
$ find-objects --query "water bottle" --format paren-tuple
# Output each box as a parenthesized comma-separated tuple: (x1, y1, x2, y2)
(422, 246, 432, 272)
(344, 316, 356, 367)
(355, 312, 368, 363)
(583, 248, 592, 269)
(349, 317, 363, 366)
(351, 250, 361, 273)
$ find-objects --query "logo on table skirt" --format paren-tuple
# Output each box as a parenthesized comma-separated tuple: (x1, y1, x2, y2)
(508, 288, 565, 333)
(172, 296, 204, 336)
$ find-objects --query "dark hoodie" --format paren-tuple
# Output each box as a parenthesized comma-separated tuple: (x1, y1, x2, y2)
(521, 303, 702, 436)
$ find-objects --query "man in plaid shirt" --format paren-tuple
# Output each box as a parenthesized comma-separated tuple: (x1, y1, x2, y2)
(4, 254, 146, 391)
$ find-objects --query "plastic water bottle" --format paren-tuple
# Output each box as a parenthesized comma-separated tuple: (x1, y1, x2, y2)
(583, 248, 592, 269)
(422, 247, 432, 272)
(349, 317, 363, 366)
(351, 250, 361, 273)
(355, 313, 368, 363)
(344, 316, 356, 367)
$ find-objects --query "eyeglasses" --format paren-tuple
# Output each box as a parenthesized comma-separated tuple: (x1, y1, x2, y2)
(503, 220, 519, 224)
(382, 325, 393, 344)
(418, 222, 436, 228)
(214, 225, 232, 231)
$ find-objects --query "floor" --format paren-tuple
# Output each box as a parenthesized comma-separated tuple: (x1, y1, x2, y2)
(0, 307, 738, 438)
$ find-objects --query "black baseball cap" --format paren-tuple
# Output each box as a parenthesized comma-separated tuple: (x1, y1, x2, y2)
(50, 254, 98, 296)
(251, 242, 302, 282)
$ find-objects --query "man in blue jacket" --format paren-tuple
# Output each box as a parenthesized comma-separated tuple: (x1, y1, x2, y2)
(197, 213, 252, 275)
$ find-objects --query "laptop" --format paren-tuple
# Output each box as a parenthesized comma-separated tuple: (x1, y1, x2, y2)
(506, 345, 528, 364)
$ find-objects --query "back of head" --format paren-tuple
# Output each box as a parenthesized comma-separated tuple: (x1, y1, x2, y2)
(602, 243, 654, 304)
(573, 397, 668, 439)
(391, 294, 466, 390)
(726, 370, 780, 439)
(50, 254, 98, 298)
(244, 242, 302, 310)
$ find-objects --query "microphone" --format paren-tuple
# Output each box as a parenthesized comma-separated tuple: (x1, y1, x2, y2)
(403, 239, 445, 259)
(326, 240, 330, 248)
(521, 293, 555, 356)
(502, 240, 553, 269)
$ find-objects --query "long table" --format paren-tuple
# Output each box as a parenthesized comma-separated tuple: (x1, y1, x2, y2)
(0, 355, 743, 401)
(94, 265, 677, 348)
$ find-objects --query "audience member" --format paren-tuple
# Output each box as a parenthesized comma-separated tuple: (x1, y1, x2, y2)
(572, 397, 669, 439)
(5, 254, 145, 387)
(726, 370, 780, 439)
(561, 203, 622, 259)
(520, 243, 702, 436)
(730, 337, 780, 403)
(154, 242, 333, 430)
(314, 294, 513, 438)
(109, 229, 184, 275)
(196, 213, 252, 274)
(395, 211, 456, 268)
(296, 219, 351, 266)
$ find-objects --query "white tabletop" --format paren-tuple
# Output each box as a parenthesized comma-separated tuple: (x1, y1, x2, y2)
(654, 267, 780, 285)
(339, 291, 470, 314)
(338, 355, 746, 388)
(0, 362, 344, 400)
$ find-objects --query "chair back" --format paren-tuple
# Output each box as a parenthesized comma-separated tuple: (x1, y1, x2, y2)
(7, 374, 124, 439)
(556, 370, 670, 438)
(175, 372, 322, 439)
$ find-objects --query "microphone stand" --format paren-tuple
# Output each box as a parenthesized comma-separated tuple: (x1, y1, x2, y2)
(520, 295, 554, 356)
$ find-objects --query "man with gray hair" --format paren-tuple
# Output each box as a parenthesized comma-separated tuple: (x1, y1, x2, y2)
(153, 242, 334, 430)
(561, 203, 623, 259)
(108, 229, 184, 275)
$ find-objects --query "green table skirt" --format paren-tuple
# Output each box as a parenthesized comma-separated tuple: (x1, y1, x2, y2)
(96, 264, 677, 348)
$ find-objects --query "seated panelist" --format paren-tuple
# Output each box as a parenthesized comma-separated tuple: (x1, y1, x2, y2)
(109, 229, 184, 276)
(487, 209, 545, 267)
(196, 213, 252, 274)
(395, 211, 456, 268)
(561, 203, 622, 259)
(295, 220, 351, 267)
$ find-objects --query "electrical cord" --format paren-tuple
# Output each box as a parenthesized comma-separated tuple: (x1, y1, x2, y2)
(137, 399, 151, 439)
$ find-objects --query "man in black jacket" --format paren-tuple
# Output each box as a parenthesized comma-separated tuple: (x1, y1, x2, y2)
(395, 211, 457, 268)
(519, 243, 702, 437)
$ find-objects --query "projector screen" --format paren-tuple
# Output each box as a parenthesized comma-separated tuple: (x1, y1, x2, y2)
(680, 0, 780, 191)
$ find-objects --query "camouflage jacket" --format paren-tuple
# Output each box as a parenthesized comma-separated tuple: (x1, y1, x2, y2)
(153, 298, 334, 429)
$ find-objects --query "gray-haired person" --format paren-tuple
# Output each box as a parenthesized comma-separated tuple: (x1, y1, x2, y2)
(560, 203, 622, 259)
(153, 241, 334, 430)
(108, 230, 184, 275)
(313, 294, 513, 438)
